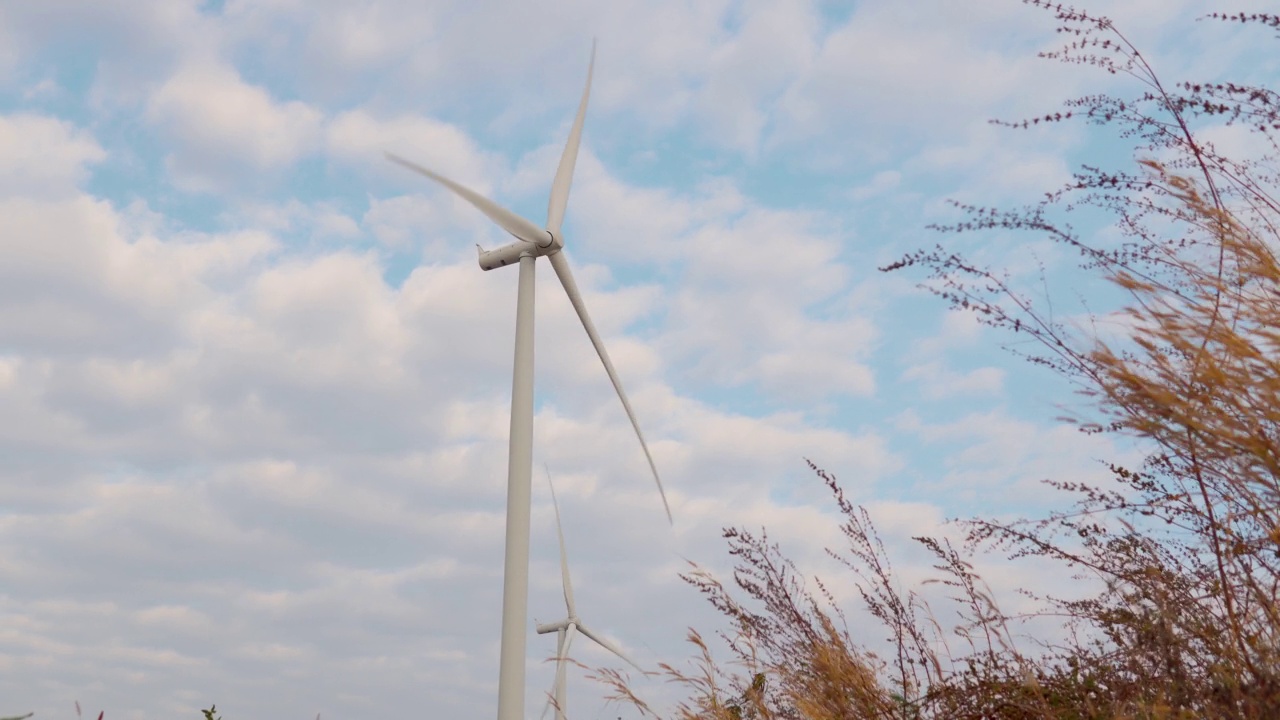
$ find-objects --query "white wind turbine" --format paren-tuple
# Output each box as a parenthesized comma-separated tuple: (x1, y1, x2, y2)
(537, 470, 642, 720)
(385, 42, 670, 720)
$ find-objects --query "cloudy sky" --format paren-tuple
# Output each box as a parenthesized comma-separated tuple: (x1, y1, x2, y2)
(1, 1, 1276, 718)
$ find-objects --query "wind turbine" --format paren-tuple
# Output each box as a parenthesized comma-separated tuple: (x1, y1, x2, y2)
(385, 41, 670, 720)
(537, 469, 642, 720)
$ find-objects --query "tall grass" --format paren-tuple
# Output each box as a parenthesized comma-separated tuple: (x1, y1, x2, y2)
(594, 3, 1280, 718)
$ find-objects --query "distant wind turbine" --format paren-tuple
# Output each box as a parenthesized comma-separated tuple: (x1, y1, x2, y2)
(385, 41, 670, 720)
(536, 469, 642, 720)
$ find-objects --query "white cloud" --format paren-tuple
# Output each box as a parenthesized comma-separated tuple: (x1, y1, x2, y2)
(0, 114, 104, 199)
(902, 360, 1005, 400)
(249, 252, 403, 357)
(221, 0, 727, 132)
(0, 0, 219, 108)
(774, 1, 1037, 152)
(892, 407, 1141, 513)
(147, 60, 323, 192)
(569, 153, 744, 265)
(694, 0, 818, 155)
(908, 308, 991, 356)
(21, 77, 60, 102)
(655, 202, 875, 402)
(0, 195, 277, 358)
(363, 194, 478, 254)
(850, 169, 902, 202)
(227, 199, 362, 242)
(326, 110, 498, 190)
(903, 121, 1078, 205)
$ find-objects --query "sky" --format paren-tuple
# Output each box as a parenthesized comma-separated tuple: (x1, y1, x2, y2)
(1, 1, 1277, 719)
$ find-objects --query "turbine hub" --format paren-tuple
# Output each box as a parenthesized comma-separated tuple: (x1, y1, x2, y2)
(545, 229, 565, 253)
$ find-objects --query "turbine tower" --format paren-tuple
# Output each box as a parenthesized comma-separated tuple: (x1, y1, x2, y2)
(386, 41, 670, 720)
(537, 470, 642, 720)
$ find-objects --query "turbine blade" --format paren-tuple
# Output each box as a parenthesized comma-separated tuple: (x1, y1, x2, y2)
(562, 623, 578, 660)
(548, 251, 673, 524)
(545, 466, 576, 616)
(385, 152, 549, 246)
(556, 624, 578, 720)
(536, 618, 570, 635)
(577, 623, 643, 672)
(540, 626, 568, 720)
(538, 682, 555, 720)
(547, 40, 595, 236)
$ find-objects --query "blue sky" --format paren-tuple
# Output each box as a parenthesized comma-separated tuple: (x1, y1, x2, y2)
(1, 1, 1277, 718)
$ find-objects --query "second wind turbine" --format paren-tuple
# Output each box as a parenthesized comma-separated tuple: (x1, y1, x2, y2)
(386, 42, 671, 720)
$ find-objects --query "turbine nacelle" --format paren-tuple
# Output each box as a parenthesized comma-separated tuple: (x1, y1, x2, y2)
(477, 230, 564, 271)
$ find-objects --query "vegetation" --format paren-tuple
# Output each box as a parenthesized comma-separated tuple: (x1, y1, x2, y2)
(595, 2, 1280, 718)
(0, 702, 222, 719)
